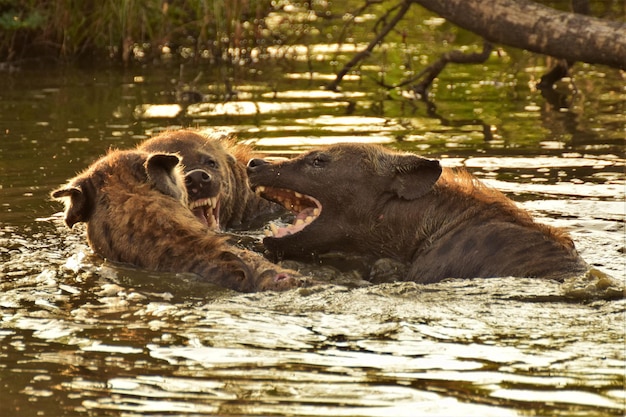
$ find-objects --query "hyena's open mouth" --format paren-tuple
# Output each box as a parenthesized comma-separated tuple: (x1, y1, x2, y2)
(254, 186, 321, 238)
(189, 197, 220, 229)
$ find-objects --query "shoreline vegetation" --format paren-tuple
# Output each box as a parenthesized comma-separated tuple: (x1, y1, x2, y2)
(2, 1, 623, 94)
(1, 0, 285, 66)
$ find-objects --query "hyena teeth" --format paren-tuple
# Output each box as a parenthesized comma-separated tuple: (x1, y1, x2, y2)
(269, 222, 279, 236)
(294, 192, 303, 198)
(313, 208, 320, 216)
(189, 197, 217, 210)
(264, 229, 272, 237)
(294, 219, 304, 227)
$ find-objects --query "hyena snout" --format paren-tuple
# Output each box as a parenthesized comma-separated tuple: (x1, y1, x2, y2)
(185, 169, 213, 196)
(247, 158, 269, 171)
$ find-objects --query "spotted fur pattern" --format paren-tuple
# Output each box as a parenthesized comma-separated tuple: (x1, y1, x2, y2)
(52, 149, 309, 292)
(139, 129, 283, 230)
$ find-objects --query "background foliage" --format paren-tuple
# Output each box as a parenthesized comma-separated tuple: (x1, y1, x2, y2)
(0, 0, 277, 64)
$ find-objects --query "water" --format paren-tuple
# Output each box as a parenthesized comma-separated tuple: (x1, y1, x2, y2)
(1, 16, 625, 417)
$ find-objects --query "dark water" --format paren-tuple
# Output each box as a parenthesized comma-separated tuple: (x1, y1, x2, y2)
(1, 8, 625, 416)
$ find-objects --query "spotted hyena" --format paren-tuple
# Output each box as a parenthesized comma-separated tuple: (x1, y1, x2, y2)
(139, 129, 283, 230)
(246, 143, 596, 283)
(52, 149, 309, 292)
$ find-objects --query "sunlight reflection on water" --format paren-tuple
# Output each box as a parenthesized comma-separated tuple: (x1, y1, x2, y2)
(247, 135, 395, 147)
(187, 100, 346, 117)
(1, 20, 625, 415)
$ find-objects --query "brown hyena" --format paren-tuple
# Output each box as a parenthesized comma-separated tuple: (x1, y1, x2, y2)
(247, 143, 596, 283)
(139, 129, 283, 230)
(52, 149, 310, 292)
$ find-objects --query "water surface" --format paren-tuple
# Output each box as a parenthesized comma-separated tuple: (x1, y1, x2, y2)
(0, 18, 625, 416)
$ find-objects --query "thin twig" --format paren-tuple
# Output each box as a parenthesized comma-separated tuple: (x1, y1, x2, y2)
(333, 0, 384, 61)
(326, 0, 412, 91)
(371, 41, 494, 96)
(411, 41, 493, 97)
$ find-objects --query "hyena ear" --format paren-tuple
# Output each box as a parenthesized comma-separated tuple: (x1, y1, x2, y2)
(389, 154, 442, 200)
(51, 182, 93, 228)
(145, 153, 187, 203)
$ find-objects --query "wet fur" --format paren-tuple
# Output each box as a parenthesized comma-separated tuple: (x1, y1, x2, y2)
(52, 149, 307, 292)
(247, 143, 589, 283)
(382, 168, 583, 282)
(139, 129, 283, 229)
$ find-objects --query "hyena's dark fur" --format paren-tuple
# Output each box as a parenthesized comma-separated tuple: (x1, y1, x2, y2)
(247, 143, 595, 283)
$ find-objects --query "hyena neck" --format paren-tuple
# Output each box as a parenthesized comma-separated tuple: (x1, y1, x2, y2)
(362, 193, 457, 261)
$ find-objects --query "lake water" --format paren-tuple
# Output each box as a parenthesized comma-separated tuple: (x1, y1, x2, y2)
(1, 8, 625, 415)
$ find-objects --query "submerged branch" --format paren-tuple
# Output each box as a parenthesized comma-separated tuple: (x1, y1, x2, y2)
(537, 0, 589, 89)
(538, 59, 573, 90)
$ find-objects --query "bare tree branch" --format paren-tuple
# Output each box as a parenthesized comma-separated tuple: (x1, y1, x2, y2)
(411, 0, 626, 70)
(369, 41, 493, 97)
(538, 0, 590, 88)
(328, 0, 624, 93)
(333, 0, 384, 62)
(410, 42, 494, 97)
(326, 0, 412, 91)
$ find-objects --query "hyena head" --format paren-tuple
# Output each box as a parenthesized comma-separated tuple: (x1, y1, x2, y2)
(52, 149, 187, 229)
(139, 130, 237, 229)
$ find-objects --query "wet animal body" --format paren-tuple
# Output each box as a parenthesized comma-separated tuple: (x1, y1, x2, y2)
(52, 149, 308, 292)
(247, 143, 590, 283)
(139, 129, 283, 230)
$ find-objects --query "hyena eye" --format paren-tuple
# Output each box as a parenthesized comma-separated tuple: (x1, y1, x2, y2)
(202, 157, 217, 168)
(311, 153, 329, 168)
